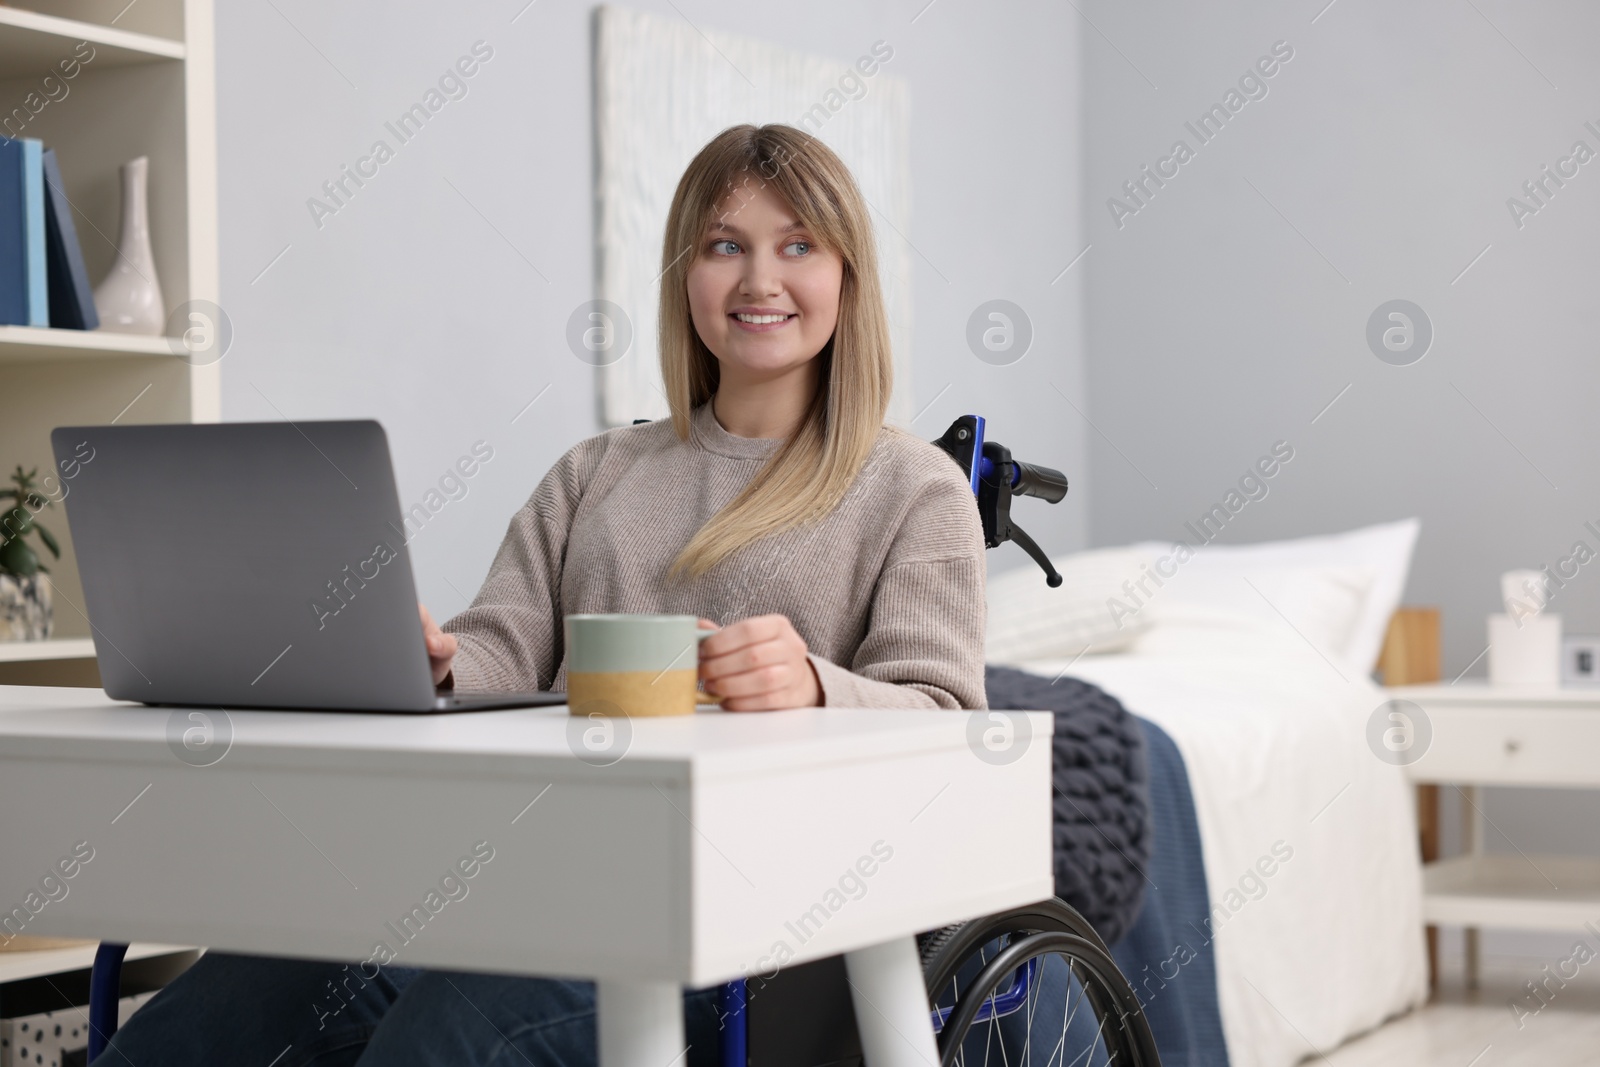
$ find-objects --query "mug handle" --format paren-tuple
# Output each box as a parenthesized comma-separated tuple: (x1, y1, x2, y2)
(693, 627, 721, 703)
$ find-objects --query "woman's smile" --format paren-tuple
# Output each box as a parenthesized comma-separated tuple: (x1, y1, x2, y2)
(729, 307, 799, 332)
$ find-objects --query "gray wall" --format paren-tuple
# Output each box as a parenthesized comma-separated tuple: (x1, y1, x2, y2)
(214, 0, 1087, 622)
(1079, 0, 1600, 918)
(1080, 0, 1600, 679)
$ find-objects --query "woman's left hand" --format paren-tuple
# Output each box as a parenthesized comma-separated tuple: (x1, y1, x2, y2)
(697, 614, 822, 711)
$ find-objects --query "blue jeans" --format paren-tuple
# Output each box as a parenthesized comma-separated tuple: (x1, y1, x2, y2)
(91, 952, 724, 1067)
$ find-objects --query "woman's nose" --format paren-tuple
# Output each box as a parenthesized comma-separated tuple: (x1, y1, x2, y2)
(740, 255, 782, 296)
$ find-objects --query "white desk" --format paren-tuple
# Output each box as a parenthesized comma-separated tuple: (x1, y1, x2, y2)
(1391, 682, 1600, 986)
(0, 686, 1052, 1066)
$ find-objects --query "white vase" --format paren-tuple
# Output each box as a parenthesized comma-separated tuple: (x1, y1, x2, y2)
(93, 156, 164, 335)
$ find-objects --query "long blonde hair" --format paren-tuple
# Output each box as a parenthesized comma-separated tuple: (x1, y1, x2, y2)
(659, 124, 894, 582)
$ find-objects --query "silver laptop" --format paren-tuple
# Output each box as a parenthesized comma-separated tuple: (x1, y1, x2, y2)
(50, 420, 566, 713)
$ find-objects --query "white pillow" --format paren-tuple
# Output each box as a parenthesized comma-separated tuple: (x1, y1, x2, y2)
(1128, 564, 1378, 670)
(1128, 518, 1420, 675)
(985, 546, 1159, 664)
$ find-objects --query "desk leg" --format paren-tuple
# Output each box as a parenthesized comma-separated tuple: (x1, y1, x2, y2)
(844, 936, 940, 1067)
(597, 980, 684, 1067)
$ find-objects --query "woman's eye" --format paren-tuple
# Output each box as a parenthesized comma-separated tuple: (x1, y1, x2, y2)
(783, 240, 812, 256)
(710, 239, 740, 255)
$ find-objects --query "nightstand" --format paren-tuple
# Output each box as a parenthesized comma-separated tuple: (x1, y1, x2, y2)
(1388, 682, 1600, 987)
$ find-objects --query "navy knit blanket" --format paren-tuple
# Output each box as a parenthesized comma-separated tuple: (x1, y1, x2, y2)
(983, 664, 1151, 944)
(983, 664, 1229, 1066)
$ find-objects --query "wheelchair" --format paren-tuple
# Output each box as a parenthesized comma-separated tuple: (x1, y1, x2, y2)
(84, 415, 1162, 1066)
(733, 896, 1161, 1067)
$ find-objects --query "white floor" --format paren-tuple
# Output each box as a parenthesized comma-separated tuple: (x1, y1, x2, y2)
(1319, 953, 1600, 1066)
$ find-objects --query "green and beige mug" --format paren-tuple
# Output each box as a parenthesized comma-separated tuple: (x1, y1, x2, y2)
(564, 613, 719, 717)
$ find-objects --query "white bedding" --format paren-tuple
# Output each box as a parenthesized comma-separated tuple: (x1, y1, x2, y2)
(1015, 629, 1429, 1066)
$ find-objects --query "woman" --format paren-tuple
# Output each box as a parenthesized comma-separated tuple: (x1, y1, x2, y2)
(95, 123, 986, 1067)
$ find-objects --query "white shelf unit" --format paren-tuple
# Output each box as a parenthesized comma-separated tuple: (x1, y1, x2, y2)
(1393, 681, 1600, 985)
(0, 0, 217, 670)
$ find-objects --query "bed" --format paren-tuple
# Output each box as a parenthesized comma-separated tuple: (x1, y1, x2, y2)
(986, 519, 1431, 1067)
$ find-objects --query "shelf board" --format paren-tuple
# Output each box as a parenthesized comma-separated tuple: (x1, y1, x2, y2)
(0, 941, 195, 986)
(1423, 853, 1600, 930)
(0, 637, 95, 663)
(0, 7, 184, 78)
(0, 326, 183, 363)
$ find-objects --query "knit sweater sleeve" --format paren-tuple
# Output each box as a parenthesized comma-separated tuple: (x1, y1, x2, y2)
(441, 439, 597, 691)
(806, 455, 989, 710)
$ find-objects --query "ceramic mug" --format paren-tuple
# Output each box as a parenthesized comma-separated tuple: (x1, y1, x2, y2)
(564, 613, 719, 717)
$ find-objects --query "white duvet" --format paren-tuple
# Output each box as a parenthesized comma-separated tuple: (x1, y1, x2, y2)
(1013, 620, 1429, 1067)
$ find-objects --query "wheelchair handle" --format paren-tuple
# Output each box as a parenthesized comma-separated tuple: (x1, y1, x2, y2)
(933, 415, 1067, 588)
(1004, 460, 1068, 505)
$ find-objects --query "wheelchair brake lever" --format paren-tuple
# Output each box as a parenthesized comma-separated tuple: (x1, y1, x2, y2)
(1004, 519, 1063, 588)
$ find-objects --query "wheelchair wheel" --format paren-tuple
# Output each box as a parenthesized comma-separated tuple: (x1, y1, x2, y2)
(920, 898, 1161, 1067)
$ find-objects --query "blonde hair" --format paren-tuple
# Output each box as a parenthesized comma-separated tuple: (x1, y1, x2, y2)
(659, 124, 894, 583)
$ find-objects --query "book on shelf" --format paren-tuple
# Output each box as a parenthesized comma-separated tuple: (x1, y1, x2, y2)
(41, 147, 99, 330)
(0, 136, 48, 327)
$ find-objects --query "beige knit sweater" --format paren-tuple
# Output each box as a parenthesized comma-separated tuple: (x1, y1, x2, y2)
(443, 400, 988, 709)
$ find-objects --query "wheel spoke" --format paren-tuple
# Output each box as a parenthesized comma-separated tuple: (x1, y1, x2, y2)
(1042, 956, 1085, 1067)
(1059, 958, 1088, 1043)
(1046, 1012, 1069, 1067)
(995, 982, 1013, 1067)
(983, 985, 1000, 1067)
(1020, 958, 1043, 1067)
(1061, 1011, 1112, 1067)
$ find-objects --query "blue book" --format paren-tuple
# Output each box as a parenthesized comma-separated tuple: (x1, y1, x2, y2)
(42, 148, 98, 330)
(0, 137, 47, 327)
(0, 138, 27, 325)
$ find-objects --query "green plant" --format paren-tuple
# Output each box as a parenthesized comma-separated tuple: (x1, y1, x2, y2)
(0, 466, 60, 579)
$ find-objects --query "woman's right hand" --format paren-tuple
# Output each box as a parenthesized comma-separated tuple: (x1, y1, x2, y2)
(420, 602, 458, 686)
